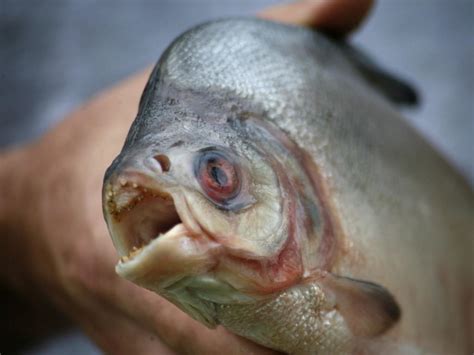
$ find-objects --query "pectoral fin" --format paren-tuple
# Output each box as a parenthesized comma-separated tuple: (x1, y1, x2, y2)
(320, 273, 401, 337)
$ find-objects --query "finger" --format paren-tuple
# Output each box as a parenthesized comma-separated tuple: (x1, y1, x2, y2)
(72, 296, 175, 355)
(258, 0, 374, 36)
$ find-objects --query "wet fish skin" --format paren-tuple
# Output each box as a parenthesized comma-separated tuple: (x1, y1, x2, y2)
(103, 18, 473, 354)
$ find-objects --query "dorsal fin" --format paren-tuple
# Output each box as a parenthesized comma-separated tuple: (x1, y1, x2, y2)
(340, 42, 419, 106)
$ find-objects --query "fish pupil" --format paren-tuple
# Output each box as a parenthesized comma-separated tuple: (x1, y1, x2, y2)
(210, 165, 228, 187)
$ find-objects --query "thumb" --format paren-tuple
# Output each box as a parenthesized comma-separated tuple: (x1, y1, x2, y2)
(258, 0, 374, 36)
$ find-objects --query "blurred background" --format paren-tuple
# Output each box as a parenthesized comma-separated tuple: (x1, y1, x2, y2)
(0, 0, 472, 354)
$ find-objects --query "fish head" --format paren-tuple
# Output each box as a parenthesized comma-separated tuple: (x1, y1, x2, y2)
(102, 80, 329, 325)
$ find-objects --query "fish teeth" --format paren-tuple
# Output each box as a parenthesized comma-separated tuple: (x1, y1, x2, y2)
(120, 245, 146, 264)
(119, 178, 127, 187)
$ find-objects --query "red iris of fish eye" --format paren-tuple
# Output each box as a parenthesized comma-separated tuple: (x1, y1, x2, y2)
(199, 155, 240, 203)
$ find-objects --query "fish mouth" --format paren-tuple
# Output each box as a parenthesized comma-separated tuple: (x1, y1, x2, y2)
(104, 177, 185, 263)
(103, 174, 219, 286)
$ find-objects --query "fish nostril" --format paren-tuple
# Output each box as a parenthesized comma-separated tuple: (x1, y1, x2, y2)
(154, 154, 171, 172)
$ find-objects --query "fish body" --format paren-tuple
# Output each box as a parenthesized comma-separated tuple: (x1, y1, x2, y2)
(103, 19, 473, 354)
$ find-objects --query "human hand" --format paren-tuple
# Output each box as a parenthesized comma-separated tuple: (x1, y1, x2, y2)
(0, 1, 373, 353)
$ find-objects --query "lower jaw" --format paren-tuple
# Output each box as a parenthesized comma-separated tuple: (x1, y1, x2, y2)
(115, 224, 221, 289)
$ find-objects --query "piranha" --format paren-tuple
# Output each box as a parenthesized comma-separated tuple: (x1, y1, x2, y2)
(103, 18, 473, 354)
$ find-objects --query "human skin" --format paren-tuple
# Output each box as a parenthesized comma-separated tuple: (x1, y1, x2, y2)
(0, 1, 373, 354)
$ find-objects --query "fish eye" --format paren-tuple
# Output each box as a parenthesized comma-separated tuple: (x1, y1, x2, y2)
(194, 149, 241, 207)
